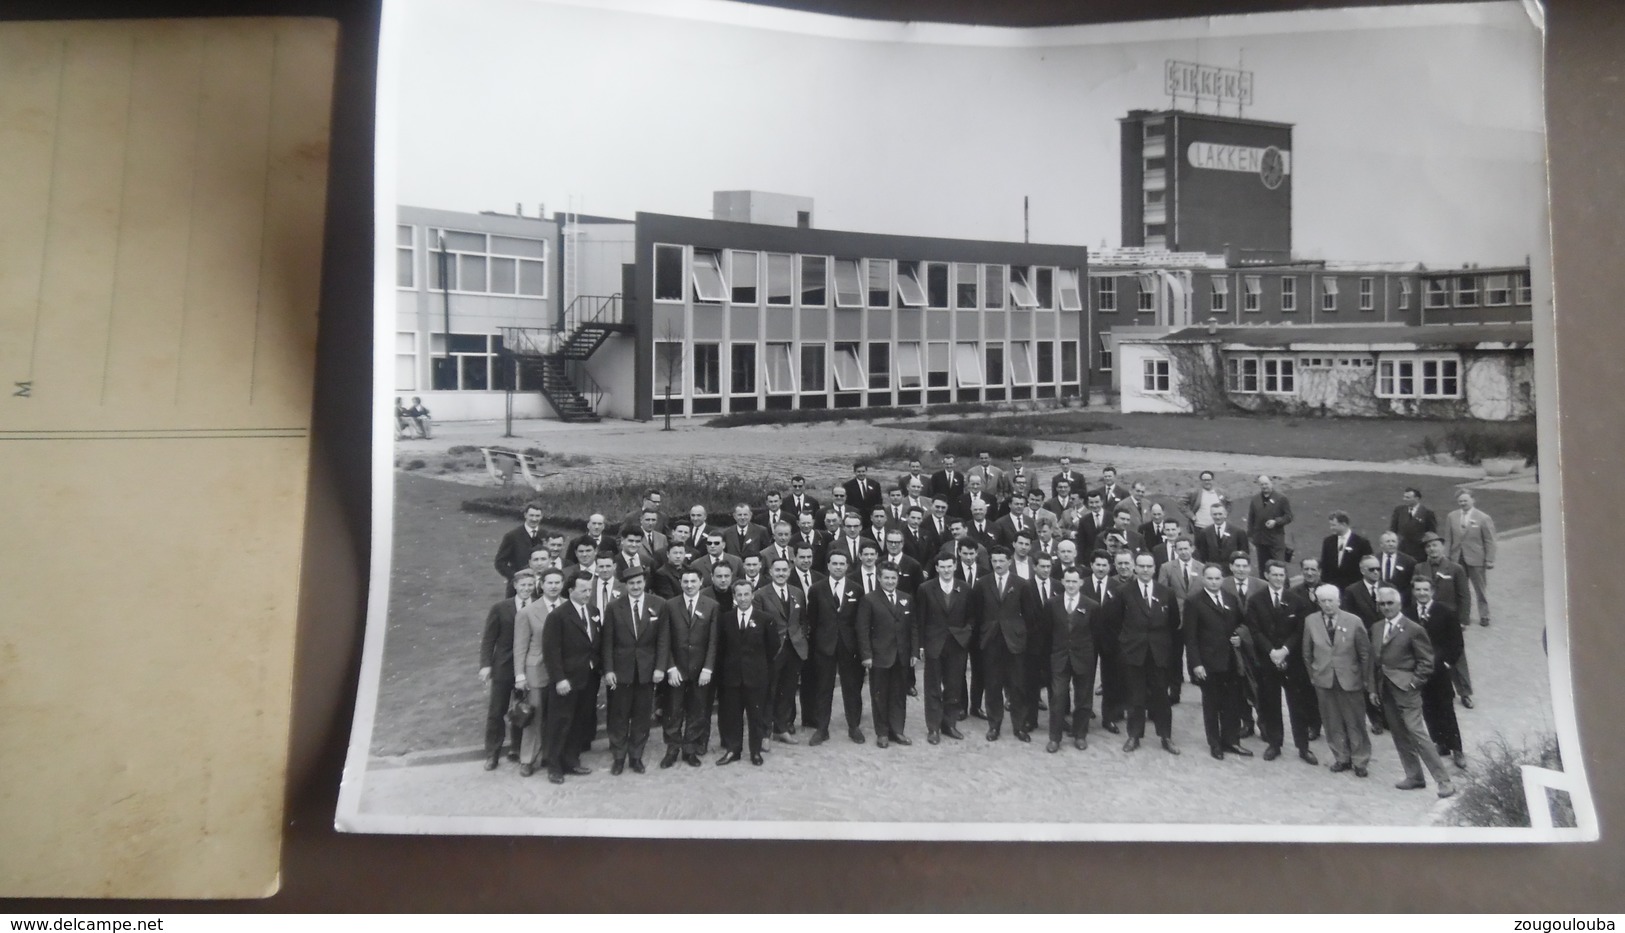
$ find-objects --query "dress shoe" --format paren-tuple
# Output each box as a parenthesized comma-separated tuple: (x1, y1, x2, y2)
(483, 754, 500, 771)
(683, 752, 702, 767)
(1395, 777, 1426, 790)
(1480, 618, 1490, 627)
(1037, 698, 1048, 711)
(1238, 722, 1255, 739)
(566, 765, 591, 776)
(1170, 692, 1182, 706)
(1371, 722, 1385, 735)
(970, 706, 986, 720)
(808, 730, 829, 747)
(1263, 744, 1281, 762)
(1222, 744, 1253, 758)
(773, 731, 799, 745)
(1437, 781, 1457, 798)
(660, 748, 681, 769)
(1013, 730, 1032, 743)
(928, 731, 941, 745)
(507, 749, 519, 763)
(629, 759, 645, 774)
(750, 752, 764, 766)
(611, 758, 625, 776)
(1123, 736, 1141, 753)
(1354, 766, 1368, 778)
(1461, 695, 1475, 709)
(908, 686, 918, 697)
(547, 773, 565, 785)
(1210, 747, 1224, 761)
(849, 728, 866, 744)
(1102, 721, 1121, 735)
(716, 751, 741, 766)
(1046, 740, 1061, 753)
(1073, 736, 1087, 751)
(1329, 760, 1351, 773)
(942, 724, 964, 740)
(1452, 750, 1467, 770)
(1161, 737, 1181, 755)
(890, 732, 912, 746)
(986, 727, 1000, 742)
(1307, 726, 1321, 741)
(876, 736, 889, 749)
(1299, 749, 1319, 766)
(519, 763, 535, 777)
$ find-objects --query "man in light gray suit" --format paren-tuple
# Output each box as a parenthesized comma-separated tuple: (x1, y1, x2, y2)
(1444, 490, 1498, 627)
(1301, 583, 1374, 777)
(1371, 586, 1456, 798)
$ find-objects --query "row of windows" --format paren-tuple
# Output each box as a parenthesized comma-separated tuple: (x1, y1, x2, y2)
(396, 225, 550, 298)
(1099, 271, 1533, 314)
(394, 332, 526, 392)
(1423, 273, 1532, 309)
(1140, 353, 1462, 400)
(653, 244, 1083, 312)
(654, 339, 1082, 397)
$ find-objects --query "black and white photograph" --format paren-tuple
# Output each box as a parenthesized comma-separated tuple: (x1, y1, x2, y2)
(338, 0, 1594, 840)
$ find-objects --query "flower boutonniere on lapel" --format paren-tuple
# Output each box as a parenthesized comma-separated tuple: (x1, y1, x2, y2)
(898, 597, 909, 609)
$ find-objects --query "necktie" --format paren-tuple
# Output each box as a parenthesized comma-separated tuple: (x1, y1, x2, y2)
(632, 600, 641, 637)
(1038, 583, 1047, 605)
(687, 599, 696, 616)
(739, 610, 748, 629)
(866, 572, 874, 593)
(888, 592, 896, 608)
(997, 575, 1006, 596)
(1098, 580, 1106, 603)
(1142, 584, 1151, 603)
(1271, 590, 1279, 609)
(1325, 613, 1335, 640)
(631, 556, 639, 568)
(1066, 598, 1076, 615)
(1385, 620, 1398, 644)
(778, 587, 787, 604)
(1384, 555, 1393, 581)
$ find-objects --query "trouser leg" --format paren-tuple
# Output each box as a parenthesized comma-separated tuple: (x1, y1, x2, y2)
(1003, 644, 1028, 732)
(520, 686, 547, 766)
(485, 672, 516, 755)
(544, 689, 580, 775)
(606, 682, 633, 759)
(1049, 666, 1071, 742)
(836, 642, 867, 731)
(1124, 661, 1148, 738)
(1451, 651, 1474, 697)
(811, 650, 837, 731)
(1146, 662, 1172, 738)
(1316, 688, 1351, 764)
(744, 683, 770, 755)
(869, 664, 894, 738)
(924, 654, 945, 732)
(682, 682, 711, 755)
(1464, 564, 1491, 624)
(968, 641, 986, 711)
(1284, 676, 1315, 750)
(940, 640, 968, 724)
(628, 682, 654, 760)
(1255, 666, 1286, 748)
(771, 651, 804, 733)
(983, 638, 1008, 729)
(717, 685, 744, 754)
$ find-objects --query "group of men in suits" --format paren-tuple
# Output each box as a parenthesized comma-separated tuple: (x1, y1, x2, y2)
(472, 463, 1497, 798)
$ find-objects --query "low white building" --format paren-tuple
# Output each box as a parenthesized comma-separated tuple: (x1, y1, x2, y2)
(1116, 322, 1534, 421)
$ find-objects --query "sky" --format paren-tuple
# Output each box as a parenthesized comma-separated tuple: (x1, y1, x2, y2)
(385, 0, 1547, 268)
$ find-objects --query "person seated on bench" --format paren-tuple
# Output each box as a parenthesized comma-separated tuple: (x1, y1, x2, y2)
(394, 397, 414, 440)
(405, 396, 433, 438)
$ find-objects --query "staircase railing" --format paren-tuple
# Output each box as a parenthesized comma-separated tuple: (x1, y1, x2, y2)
(561, 293, 623, 336)
(563, 360, 605, 411)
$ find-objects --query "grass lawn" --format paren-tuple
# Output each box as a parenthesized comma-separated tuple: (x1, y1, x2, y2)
(895, 410, 1526, 463)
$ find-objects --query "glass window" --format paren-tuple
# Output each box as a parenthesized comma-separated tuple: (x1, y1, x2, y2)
(1097, 335, 1112, 373)
(897, 342, 923, 389)
(868, 343, 891, 390)
(1137, 274, 1156, 311)
(1439, 359, 1460, 396)
(1226, 356, 1260, 393)
(1211, 275, 1229, 313)
(800, 344, 826, 392)
(832, 259, 863, 308)
(1098, 277, 1117, 312)
(1455, 275, 1479, 307)
(1036, 342, 1055, 382)
(1359, 277, 1375, 311)
(766, 253, 794, 306)
(1058, 268, 1083, 311)
(1399, 278, 1412, 309)
(955, 263, 979, 309)
(1009, 267, 1038, 309)
(693, 343, 721, 395)
(396, 225, 414, 288)
(490, 257, 516, 294)
(1263, 358, 1296, 394)
(800, 255, 827, 307)
(395, 331, 416, 390)
(1061, 340, 1080, 382)
(654, 244, 685, 301)
(764, 343, 796, 393)
(692, 249, 726, 303)
(443, 230, 485, 252)
(730, 344, 757, 394)
(985, 345, 1005, 386)
(953, 342, 984, 387)
(425, 229, 545, 297)
(1516, 271, 1532, 304)
(927, 342, 950, 388)
(925, 262, 950, 309)
(896, 262, 927, 308)
(1244, 275, 1262, 312)
(866, 258, 892, 308)
(1142, 358, 1170, 393)
(518, 260, 545, 297)
(1009, 341, 1034, 384)
(1425, 279, 1450, 308)
(833, 343, 866, 390)
(1484, 274, 1511, 306)
(731, 251, 759, 304)
(654, 340, 685, 396)
(458, 254, 487, 293)
(1035, 268, 1054, 309)
(1281, 276, 1297, 312)
(984, 264, 1006, 309)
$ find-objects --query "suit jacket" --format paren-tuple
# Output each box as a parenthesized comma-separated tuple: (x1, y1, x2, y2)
(807, 576, 862, 656)
(1021, 575, 1060, 656)
(514, 598, 562, 687)
(857, 589, 916, 668)
(938, 538, 993, 573)
(929, 469, 967, 501)
(657, 593, 718, 679)
(612, 552, 657, 580)
(1111, 496, 1149, 530)
(1096, 483, 1129, 509)
(1111, 580, 1180, 667)
(752, 583, 809, 661)
(480, 597, 522, 677)
(971, 464, 1007, 498)
(788, 568, 825, 595)
(1149, 536, 1182, 569)
(914, 576, 974, 656)
(826, 534, 876, 568)
(1158, 558, 1204, 604)
(689, 552, 744, 583)
(843, 477, 885, 518)
(1093, 526, 1145, 555)
(602, 594, 667, 684)
(1444, 507, 1498, 567)
(1195, 523, 1250, 565)
(721, 522, 771, 558)
(958, 494, 1002, 524)
(1074, 511, 1110, 554)
(990, 513, 1036, 548)
(494, 525, 548, 587)
(1301, 607, 1374, 694)
(1245, 586, 1306, 679)
(1373, 551, 1416, 593)
(900, 525, 932, 564)
(879, 553, 925, 595)
(1413, 601, 1463, 672)
(1050, 469, 1085, 498)
(715, 606, 777, 688)
(1049, 593, 1100, 676)
(1246, 493, 1294, 549)
(567, 532, 618, 561)
(1320, 532, 1374, 590)
(756, 542, 798, 571)
(1341, 580, 1383, 628)
(1415, 557, 1467, 619)
(1183, 589, 1245, 675)
(1389, 503, 1438, 561)
(753, 508, 792, 535)
(974, 574, 1030, 653)
(1222, 574, 1260, 607)
(1183, 487, 1231, 525)
(1372, 615, 1434, 692)
(587, 579, 624, 616)
(1140, 519, 1177, 551)
(895, 471, 930, 494)
(542, 600, 601, 687)
(649, 562, 685, 600)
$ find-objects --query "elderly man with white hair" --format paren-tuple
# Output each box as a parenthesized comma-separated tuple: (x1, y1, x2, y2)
(1371, 585, 1456, 797)
(1301, 583, 1375, 777)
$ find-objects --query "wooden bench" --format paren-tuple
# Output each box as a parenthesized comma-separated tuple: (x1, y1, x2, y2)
(478, 447, 557, 491)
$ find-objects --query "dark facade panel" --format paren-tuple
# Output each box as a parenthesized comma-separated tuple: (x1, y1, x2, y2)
(1171, 113, 1292, 255)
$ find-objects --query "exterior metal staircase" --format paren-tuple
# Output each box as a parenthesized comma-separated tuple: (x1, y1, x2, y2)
(499, 294, 627, 423)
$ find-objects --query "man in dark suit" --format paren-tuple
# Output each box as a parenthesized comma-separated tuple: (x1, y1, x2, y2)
(857, 565, 917, 748)
(703, 564, 736, 611)
(973, 547, 1031, 743)
(494, 503, 547, 597)
(1084, 551, 1125, 732)
(786, 474, 820, 519)
(1246, 561, 1318, 765)
(880, 529, 924, 595)
(806, 551, 866, 745)
(1320, 510, 1374, 591)
(715, 579, 778, 766)
(1021, 556, 1058, 734)
(721, 504, 771, 558)
(957, 476, 1000, 524)
(541, 572, 602, 784)
(612, 529, 657, 578)
(827, 514, 874, 569)
(1092, 508, 1145, 556)
(900, 506, 932, 564)
(816, 486, 850, 529)
(1140, 506, 1174, 556)
(1411, 577, 1466, 771)
(656, 568, 716, 768)
(753, 556, 809, 744)
(1342, 556, 1385, 628)
(754, 491, 790, 537)
(479, 570, 533, 769)
(759, 520, 798, 572)
(689, 534, 744, 586)
(1374, 532, 1416, 593)
(568, 513, 617, 562)
(915, 553, 973, 743)
(1195, 504, 1249, 565)
(1073, 492, 1109, 556)
(1043, 480, 1076, 525)
(896, 458, 929, 495)
(1051, 456, 1084, 499)
(1046, 566, 1099, 752)
(1109, 553, 1182, 755)
(601, 568, 667, 775)
(792, 512, 830, 570)
(1246, 474, 1294, 567)
(930, 453, 967, 502)
(787, 544, 823, 595)
(1417, 532, 1474, 708)
(649, 542, 688, 600)
(1371, 587, 1456, 797)
(843, 463, 884, 520)
(1184, 564, 1251, 760)
(1095, 466, 1128, 510)
(1389, 487, 1438, 562)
